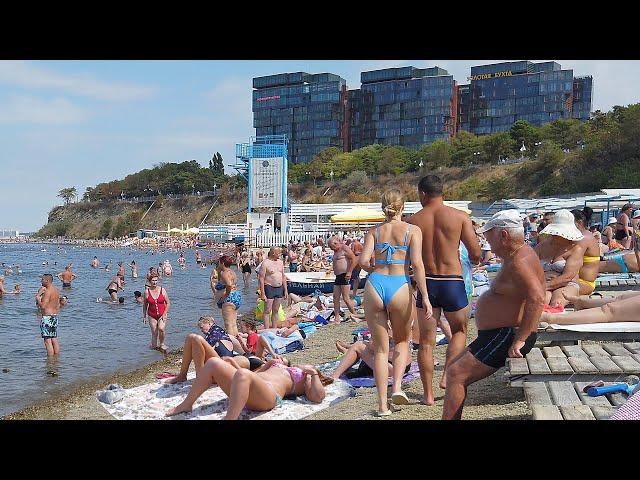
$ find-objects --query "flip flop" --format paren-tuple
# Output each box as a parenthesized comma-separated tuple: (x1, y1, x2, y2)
(582, 380, 605, 393)
(156, 372, 176, 379)
(376, 409, 392, 417)
(391, 391, 410, 405)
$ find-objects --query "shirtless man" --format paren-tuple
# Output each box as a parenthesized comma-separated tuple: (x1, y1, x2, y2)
(259, 247, 288, 329)
(350, 237, 364, 297)
(91, 256, 100, 268)
(35, 274, 61, 356)
(117, 262, 126, 277)
(57, 265, 76, 289)
(407, 175, 481, 403)
(328, 236, 358, 323)
(442, 210, 545, 419)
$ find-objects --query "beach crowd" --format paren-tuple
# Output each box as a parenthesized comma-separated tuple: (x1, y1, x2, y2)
(3, 175, 640, 420)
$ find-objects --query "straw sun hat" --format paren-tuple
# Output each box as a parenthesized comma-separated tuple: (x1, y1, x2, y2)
(539, 209, 584, 241)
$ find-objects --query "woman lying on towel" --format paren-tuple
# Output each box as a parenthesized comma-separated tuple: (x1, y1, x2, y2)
(599, 252, 640, 274)
(535, 209, 585, 309)
(166, 357, 333, 419)
(331, 338, 412, 380)
(166, 317, 264, 385)
(540, 291, 640, 325)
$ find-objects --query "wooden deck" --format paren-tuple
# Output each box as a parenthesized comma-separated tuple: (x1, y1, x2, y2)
(524, 380, 630, 420)
(595, 276, 640, 290)
(506, 342, 640, 386)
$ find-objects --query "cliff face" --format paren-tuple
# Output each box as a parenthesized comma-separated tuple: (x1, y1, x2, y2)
(38, 192, 248, 239)
(38, 162, 552, 239)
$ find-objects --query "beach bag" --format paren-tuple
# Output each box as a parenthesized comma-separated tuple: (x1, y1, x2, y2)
(96, 384, 125, 404)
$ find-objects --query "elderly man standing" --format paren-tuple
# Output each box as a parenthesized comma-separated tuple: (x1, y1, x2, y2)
(328, 235, 358, 323)
(442, 210, 545, 419)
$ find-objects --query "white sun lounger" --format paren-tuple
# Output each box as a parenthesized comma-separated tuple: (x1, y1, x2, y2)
(537, 322, 640, 344)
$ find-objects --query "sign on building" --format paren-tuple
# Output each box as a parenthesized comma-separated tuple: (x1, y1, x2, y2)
(250, 156, 284, 209)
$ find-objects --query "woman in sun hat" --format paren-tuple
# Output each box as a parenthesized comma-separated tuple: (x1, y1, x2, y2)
(535, 209, 584, 311)
(602, 216, 617, 246)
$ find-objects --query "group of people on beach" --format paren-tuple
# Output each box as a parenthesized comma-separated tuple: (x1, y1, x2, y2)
(12, 174, 640, 420)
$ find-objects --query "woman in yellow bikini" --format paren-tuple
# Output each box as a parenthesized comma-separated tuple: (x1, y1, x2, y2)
(571, 208, 600, 295)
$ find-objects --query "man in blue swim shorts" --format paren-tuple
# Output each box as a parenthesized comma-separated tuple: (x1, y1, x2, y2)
(35, 274, 61, 356)
(408, 175, 481, 405)
(442, 210, 545, 419)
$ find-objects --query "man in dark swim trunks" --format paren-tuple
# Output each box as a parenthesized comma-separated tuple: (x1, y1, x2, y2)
(442, 210, 545, 419)
(57, 265, 76, 288)
(407, 175, 481, 405)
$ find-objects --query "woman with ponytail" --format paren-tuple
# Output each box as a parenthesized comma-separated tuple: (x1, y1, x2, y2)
(358, 189, 432, 416)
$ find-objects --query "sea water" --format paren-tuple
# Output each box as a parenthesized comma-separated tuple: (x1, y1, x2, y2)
(0, 243, 259, 417)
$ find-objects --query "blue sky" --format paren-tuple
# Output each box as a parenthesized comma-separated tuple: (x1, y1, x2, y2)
(1, 59, 639, 232)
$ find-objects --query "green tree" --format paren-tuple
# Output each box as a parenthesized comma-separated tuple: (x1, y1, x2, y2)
(451, 130, 483, 165)
(210, 152, 224, 176)
(510, 120, 541, 152)
(99, 219, 113, 239)
(481, 132, 515, 163)
(58, 187, 77, 205)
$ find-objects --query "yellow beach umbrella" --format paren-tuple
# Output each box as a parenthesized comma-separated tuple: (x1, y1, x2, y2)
(330, 207, 386, 223)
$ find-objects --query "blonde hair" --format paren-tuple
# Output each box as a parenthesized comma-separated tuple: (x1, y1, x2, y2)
(197, 316, 215, 327)
(381, 189, 404, 219)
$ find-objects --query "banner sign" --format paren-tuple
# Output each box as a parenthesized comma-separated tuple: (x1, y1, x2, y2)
(250, 157, 284, 209)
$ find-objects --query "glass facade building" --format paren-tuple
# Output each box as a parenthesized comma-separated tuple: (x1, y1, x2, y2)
(459, 61, 594, 135)
(252, 72, 347, 165)
(252, 62, 594, 164)
(350, 66, 457, 150)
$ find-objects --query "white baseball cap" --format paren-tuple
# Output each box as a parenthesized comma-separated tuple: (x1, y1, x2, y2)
(608, 217, 617, 225)
(478, 210, 524, 233)
(633, 210, 640, 219)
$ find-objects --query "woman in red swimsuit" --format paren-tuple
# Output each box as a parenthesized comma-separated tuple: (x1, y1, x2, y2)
(143, 274, 171, 353)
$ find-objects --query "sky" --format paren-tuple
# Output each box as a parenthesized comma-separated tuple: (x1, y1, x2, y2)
(1, 59, 639, 232)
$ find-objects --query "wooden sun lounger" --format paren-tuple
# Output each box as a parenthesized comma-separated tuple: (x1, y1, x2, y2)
(594, 274, 640, 290)
(536, 324, 640, 345)
(505, 342, 640, 386)
(524, 380, 628, 420)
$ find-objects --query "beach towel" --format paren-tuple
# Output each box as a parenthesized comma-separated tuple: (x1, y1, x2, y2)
(610, 390, 640, 420)
(317, 360, 420, 388)
(548, 322, 640, 332)
(98, 372, 355, 420)
(260, 330, 304, 354)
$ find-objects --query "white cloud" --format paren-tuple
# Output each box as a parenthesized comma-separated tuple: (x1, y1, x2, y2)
(204, 77, 252, 119)
(0, 61, 156, 101)
(0, 95, 86, 125)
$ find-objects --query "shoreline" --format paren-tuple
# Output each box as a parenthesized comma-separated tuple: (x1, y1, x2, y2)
(2, 320, 533, 421)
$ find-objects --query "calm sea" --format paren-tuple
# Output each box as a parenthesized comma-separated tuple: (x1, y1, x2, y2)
(0, 243, 259, 417)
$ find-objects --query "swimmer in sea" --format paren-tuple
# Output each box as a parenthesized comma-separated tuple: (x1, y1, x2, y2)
(57, 265, 77, 289)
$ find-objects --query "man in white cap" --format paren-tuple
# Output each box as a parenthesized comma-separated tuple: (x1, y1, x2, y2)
(442, 210, 545, 420)
(602, 216, 617, 246)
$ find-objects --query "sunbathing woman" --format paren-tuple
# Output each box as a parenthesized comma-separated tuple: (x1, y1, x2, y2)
(599, 252, 640, 274)
(167, 317, 243, 384)
(535, 209, 584, 309)
(331, 336, 412, 380)
(359, 189, 431, 415)
(572, 208, 601, 295)
(541, 291, 640, 325)
(166, 357, 332, 419)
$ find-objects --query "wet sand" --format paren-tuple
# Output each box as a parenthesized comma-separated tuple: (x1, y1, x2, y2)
(3, 318, 531, 420)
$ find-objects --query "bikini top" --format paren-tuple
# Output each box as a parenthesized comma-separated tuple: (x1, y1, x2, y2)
(271, 362, 305, 385)
(375, 224, 411, 265)
(540, 258, 566, 273)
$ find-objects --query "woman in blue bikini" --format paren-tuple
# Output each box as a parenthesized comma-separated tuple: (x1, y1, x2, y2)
(359, 189, 432, 416)
(217, 255, 242, 337)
